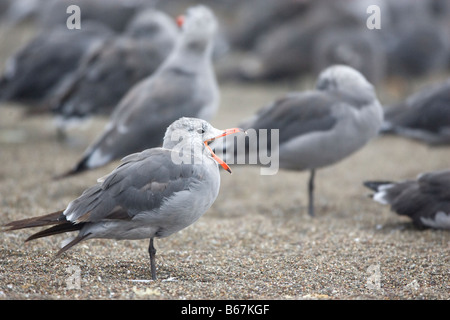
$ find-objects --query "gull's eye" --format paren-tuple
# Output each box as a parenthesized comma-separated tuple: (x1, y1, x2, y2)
(197, 128, 205, 134)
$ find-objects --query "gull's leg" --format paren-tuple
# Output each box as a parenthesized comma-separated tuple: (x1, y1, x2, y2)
(149, 238, 157, 280)
(308, 169, 316, 217)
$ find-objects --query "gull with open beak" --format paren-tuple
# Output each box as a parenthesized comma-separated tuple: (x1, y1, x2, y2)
(3, 118, 242, 280)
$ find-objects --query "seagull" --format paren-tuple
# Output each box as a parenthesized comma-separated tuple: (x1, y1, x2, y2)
(3, 117, 243, 280)
(380, 78, 450, 145)
(51, 9, 178, 128)
(57, 5, 220, 178)
(218, 65, 384, 216)
(232, 1, 368, 82)
(312, 26, 386, 86)
(0, 22, 114, 107)
(364, 170, 450, 230)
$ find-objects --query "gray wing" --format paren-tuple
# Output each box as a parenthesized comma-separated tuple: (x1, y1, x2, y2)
(389, 170, 450, 228)
(114, 65, 211, 122)
(85, 65, 214, 164)
(384, 81, 450, 133)
(417, 170, 450, 200)
(53, 37, 168, 119)
(64, 148, 198, 223)
(242, 91, 338, 146)
(1, 24, 112, 104)
(0, 31, 76, 102)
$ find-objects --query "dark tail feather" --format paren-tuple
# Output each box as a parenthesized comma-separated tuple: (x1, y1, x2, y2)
(53, 156, 91, 180)
(4, 210, 89, 258)
(363, 181, 393, 192)
(26, 222, 84, 242)
(3, 210, 65, 231)
(0, 76, 10, 101)
(55, 233, 91, 258)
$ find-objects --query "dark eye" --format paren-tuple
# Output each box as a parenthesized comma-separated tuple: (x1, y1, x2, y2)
(197, 128, 205, 134)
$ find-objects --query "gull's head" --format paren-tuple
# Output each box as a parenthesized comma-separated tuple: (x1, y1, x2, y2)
(163, 117, 218, 145)
(176, 5, 217, 43)
(164, 117, 243, 173)
(315, 64, 374, 95)
(125, 9, 178, 41)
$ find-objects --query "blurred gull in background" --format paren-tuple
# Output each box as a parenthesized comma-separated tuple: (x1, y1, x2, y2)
(364, 170, 450, 230)
(0, 21, 113, 107)
(51, 9, 178, 132)
(217, 65, 384, 216)
(380, 78, 450, 145)
(56, 5, 220, 178)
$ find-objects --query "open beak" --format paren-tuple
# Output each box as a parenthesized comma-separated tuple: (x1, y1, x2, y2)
(204, 128, 244, 174)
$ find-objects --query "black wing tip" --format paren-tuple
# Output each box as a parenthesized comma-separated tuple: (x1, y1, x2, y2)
(363, 180, 393, 192)
(54, 233, 91, 258)
(53, 168, 80, 180)
(3, 210, 66, 231)
(25, 222, 83, 243)
(53, 157, 91, 180)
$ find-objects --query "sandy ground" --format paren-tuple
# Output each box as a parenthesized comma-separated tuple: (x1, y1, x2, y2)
(0, 25, 449, 301)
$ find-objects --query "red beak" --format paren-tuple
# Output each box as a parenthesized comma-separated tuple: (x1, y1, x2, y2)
(176, 15, 185, 27)
(204, 128, 244, 174)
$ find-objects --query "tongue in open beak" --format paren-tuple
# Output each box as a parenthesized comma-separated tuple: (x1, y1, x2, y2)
(204, 128, 244, 174)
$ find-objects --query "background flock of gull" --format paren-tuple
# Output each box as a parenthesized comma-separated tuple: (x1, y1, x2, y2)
(0, 0, 449, 282)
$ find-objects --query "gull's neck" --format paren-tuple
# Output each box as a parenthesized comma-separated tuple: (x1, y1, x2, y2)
(162, 34, 214, 72)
